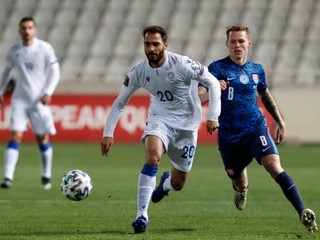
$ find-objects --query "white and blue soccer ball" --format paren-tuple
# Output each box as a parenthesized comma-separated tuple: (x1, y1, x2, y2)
(61, 169, 93, 201)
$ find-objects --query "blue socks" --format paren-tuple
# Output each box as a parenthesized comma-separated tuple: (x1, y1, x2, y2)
(276, 171, 305, 217)
(7, 141, 20, 150)
(141, 163, 158, 177)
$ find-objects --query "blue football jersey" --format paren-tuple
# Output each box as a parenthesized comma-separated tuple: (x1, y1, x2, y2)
(208, 56, 268, 143)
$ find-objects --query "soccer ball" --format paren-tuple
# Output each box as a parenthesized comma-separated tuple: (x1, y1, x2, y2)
(61, 169, 93, 201)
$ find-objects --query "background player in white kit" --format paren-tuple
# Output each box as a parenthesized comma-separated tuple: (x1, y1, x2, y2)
(101, 25, 221, 233)
(0, 17, 60, 190)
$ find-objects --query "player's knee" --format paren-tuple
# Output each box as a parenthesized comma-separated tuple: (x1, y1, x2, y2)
(173, 184, 183, 191)
(263, 158, 283, 178)
(172, 180, 186, 191)
(10, 131, 23, 143)
(146, 155, 161, 167)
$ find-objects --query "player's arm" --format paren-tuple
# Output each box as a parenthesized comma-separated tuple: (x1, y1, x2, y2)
(41, 62, 60, 105)
(198, 61, 226, 105)
(0, 66, 13, 109)
(198, 84, 209, 105)
(198, 84, 219, 134)
(101, 75, 139, 157)
(259, 88, 285, 144)
(198, 70, 221, 135)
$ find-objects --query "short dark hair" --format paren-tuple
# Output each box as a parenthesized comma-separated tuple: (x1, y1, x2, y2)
(226, 25, 250, 40)
(142, 25, 168, 42)
(19, 17, 36, 28)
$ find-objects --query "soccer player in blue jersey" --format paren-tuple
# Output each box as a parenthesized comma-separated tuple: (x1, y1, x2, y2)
(198, 25, 317, 232)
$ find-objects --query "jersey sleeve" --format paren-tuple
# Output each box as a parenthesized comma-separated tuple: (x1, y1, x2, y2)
(103, 69, 140, 137)
(183, 58, 221, 121)
(197, 65, 221, 121)
(199, 61, 220, 89)
(256, 64, 267, 92)
(44, 63, 60, 96)
(208, 61, 221, 79)
(0, 48, 14, 95)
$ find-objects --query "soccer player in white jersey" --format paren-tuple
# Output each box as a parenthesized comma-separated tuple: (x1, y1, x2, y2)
(101, 25, 221, 233)
(0, 17, 60, 190)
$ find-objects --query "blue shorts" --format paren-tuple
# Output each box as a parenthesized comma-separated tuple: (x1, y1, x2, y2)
(219, 126, 279, 179)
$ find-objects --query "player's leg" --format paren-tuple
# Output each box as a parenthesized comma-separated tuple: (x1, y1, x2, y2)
(232, 168, 249, 210)
(220, 139, 250, 210)
(262, 154, 318, 232)
(262, 153, 305, 213)
(255, 127, 317, 232)
(255, 127, 305, 216)
(35, 134, 52, 190)
(1, 130, 23, 188)
(30, 103, 56, 190)
(152, 129, 196, 203)
(132, 134, 165, 233)
(1, 103, 28, 189)
(151, 167, 188, 203)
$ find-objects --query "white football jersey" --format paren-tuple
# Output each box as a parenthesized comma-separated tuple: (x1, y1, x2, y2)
(0, 38, 59, 106)
(103, 51, 221, 137)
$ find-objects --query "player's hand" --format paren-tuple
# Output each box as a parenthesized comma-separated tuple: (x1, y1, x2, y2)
(219, 80, 229, 91)
(275, 125, 285, 144)
(206, 120, 219, 135)
(101, 137, 114, 157)
(40, 94, 51, 105)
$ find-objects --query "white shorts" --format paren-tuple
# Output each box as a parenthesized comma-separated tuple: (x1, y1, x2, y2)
(142, 120, 198, 172)
(10, 101, 56, 136)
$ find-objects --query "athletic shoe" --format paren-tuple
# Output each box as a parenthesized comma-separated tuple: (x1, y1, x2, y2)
(0, 178, 12, 189)
(301, 208, 318, 232)
(234, 190, 247, 210)
(151, 171, 170, 203)
(132, 215, 148, 233)
(41, 176, 52, 190)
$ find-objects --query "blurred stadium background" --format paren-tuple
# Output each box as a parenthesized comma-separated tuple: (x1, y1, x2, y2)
(0, 0, 319, 143)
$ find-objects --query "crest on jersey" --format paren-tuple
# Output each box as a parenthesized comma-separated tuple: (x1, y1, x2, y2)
(252, 74, 259, 84)
(191, 61, 200, 71)
(123, 75, 129, 86)
(240, 73, 249, 84)
(151, 123, 158, 129)
(25, 62, 34, 72)
(191, 61, 204, 76)
(167, 71, 175, 82)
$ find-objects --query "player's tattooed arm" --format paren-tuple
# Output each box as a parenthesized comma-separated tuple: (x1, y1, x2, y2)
(260, 88, 286, 144)
(259, 88, 285, 128)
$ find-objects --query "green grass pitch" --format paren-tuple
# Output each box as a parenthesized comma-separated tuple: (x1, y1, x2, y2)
(0, 143, 319, 240)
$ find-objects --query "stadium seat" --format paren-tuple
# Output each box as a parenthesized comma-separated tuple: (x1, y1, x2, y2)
(203, 41, 228, 66)
(14, 0, 38, 14)
(1, 0, 318, 88)
(80, 56, 107, 82)
(217, 7, 241, 27)
(246, 0, 269, 9)
(146, 0, 176, 27)
(276, 42, 301, 69)
(253, 41, 278, 70)
(37, 0, 61, 12)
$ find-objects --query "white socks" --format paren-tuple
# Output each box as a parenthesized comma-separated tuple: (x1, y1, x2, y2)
(137, 173, 156, 220)
(3, 148, 19, 180)
(39, 147, 52, 178)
